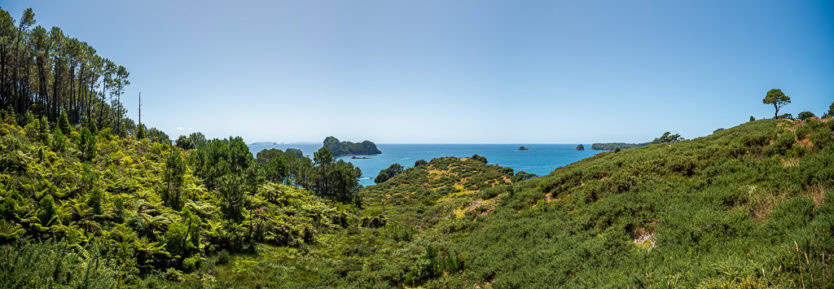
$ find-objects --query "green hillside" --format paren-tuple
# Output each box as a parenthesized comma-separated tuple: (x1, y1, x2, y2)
(208, 118, 834, 289)
(3, 107, 833, 289)
(430, 118, 834, 288)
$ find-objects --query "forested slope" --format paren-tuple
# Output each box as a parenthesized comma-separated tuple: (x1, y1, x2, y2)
(0, 114, 355, 288)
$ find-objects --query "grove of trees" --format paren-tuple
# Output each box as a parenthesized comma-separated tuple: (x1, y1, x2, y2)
(0, 7, 169, 143)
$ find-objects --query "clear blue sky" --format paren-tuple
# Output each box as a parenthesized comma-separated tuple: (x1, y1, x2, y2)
(4, 0, 833, 143)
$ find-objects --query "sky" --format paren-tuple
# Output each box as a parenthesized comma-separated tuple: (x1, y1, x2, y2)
(3, 0, 833, 143)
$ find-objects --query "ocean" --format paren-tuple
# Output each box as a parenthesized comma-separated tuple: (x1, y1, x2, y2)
(248, 143, 601, 186)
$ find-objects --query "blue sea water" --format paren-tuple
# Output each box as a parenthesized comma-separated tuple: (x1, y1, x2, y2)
(248, 143, 601, 187)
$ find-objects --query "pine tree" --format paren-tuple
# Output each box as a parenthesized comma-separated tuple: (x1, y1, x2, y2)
(58, 110, 71, 133)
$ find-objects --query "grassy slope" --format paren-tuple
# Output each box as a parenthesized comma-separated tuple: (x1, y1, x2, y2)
(214, 119, 834, 289)
(436, 118, 834, 288)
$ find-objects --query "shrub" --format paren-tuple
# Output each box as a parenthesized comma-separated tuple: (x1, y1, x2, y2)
(183, 255, 200, 272)
(216, 250, 230, 265)
(37, 195, 56, 227)
(58, 110, 72, 133)
(0, 240, 118, 289)
(375, 163, 404, 184)
(164, 150, 186, 210)
(778, 113, 794, 120)
(87, 187, 104, 215)
(480, 186, 508, 200)
(797, 111, 816, 121)
(79, 127, 97, 161)
(51, 126, 66, 152)
(165, 221, 190, 259)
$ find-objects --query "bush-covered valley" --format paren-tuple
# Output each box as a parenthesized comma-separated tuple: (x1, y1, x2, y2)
(2, 5, 834, 289)
(5, 108, 834, 288)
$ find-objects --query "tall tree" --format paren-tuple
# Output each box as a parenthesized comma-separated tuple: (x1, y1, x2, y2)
(763, 89, 791, 119)
(12, 8, 35, 113)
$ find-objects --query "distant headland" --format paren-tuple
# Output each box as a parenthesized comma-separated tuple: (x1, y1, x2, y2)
(590, 142, 648, 151)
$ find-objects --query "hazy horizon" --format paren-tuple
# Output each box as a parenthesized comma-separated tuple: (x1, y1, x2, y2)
(5, 0, 833, 143)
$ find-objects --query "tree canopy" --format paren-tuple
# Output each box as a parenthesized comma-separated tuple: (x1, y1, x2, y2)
(762, 88, 791, 119)
(375, 163, 404, 184)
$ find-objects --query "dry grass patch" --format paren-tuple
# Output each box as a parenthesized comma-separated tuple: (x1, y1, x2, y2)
(745, 185, 786, 221)
(780, 158, 799, 167)
(805, 184, 827, 209)
(631, 226, 656, 250)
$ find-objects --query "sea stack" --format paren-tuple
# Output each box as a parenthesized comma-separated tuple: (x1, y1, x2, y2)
(576, 144, 585, 151)
(518, 146, 529, 151)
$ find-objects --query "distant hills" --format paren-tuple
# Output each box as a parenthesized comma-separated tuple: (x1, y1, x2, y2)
(322, 136, 382, 156)
(590, 142, 649, 150)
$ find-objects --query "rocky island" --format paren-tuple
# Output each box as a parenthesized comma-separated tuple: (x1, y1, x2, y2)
(323, 136, 382, 156)
(575, 144, 584, 151)
(518, 146, 529, 151)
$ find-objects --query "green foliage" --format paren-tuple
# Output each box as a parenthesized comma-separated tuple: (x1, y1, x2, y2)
(263, 153, 288, 183)
(312, 148, 362, 203)
(164, 150, 186, 210)
(651, 131, 684, 144)
(414, 159, 428, 167)
(79, 127, 97, 161)
(219, 174, 246, 221)
(59, 110, 72, 134)
(763, 88, 791, 118)
(404, 246, 463, 286)
(1, 191, 17, 221)
(0, 240, 118, 289)
(375, 163, 404, 184)
(191, 136, 252, 190)
(0, 118, 355, 286)
(797, 110, 816, 120)
(136, 123, 146, 140)
(36, 116, 50, 143)
(51, 126, 66, 152)
(37, 194, 56, 227)
(470, 154, 487, 164)
(175, 132, 205, 150)
(87, 187, 104, 215)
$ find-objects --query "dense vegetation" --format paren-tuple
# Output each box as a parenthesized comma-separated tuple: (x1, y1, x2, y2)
(322, 136, 381, 156)
(0, 111, 364, 287)
(159, 116, 833, 288)
(374, 163, 403, 184)
(3, 7, 834, 288)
